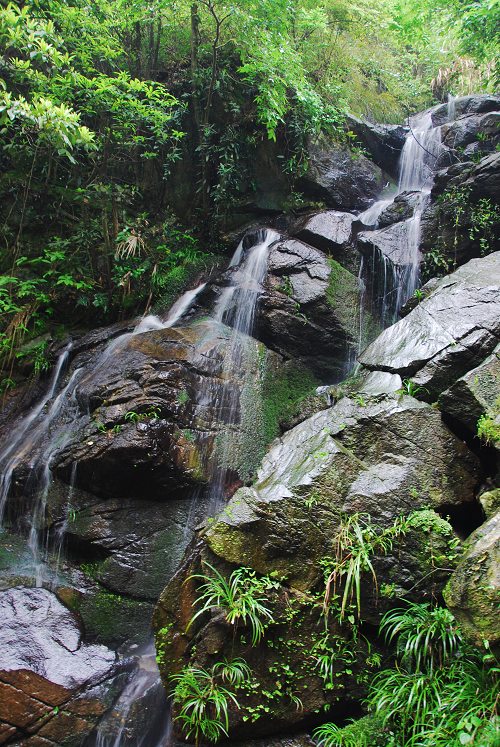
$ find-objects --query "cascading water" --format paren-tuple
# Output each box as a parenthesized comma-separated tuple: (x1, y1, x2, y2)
(88, 230, 278, 746)
(359, 103, 451, 329)
(0, 281, 207, 584)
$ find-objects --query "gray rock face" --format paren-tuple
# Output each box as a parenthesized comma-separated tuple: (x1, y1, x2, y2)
(439, 344, 500, 434)
(442, 112, 500, 151)
(300, 138, 385, 211)
(154, 393, 479, 738)
(345, 114, 408, 176)
(0, 587, 116, 687)
(359, 253, 500, 397)
(358, 220, 420, 267)
(293, 210, 358, 271)
(431, 94, 500, 126)
(444, 512, 500, 648)
(258, 238, 362, 377)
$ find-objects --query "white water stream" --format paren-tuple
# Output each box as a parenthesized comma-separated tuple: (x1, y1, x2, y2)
(358, 103, 452, 327)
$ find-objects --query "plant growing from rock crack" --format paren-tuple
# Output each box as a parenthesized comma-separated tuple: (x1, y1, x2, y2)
(322, 513, 411, 622)
(188, 563, 277, 645)
(397, 379, 429, 398)
(477, 413, 500, 446)
(171, 658, 251, 746)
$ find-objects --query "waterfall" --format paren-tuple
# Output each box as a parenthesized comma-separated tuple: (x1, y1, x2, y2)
(0, 282, 207, 580)
(359, 104, 451, 331)
(88, 229, 278, 745)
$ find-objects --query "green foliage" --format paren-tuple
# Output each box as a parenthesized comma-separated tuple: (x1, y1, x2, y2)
(397, 378, 429, 398)
(380, 602, 461, 673)
(322, 513, 411, 622)
(314, 714, 386, 747)
(368, 603, 499, 747)
(188, 563, 278, 645)
(477, 413, 500, 446)
(171, 659, 251, 745)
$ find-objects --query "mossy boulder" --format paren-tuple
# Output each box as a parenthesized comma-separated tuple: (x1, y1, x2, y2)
(153, 393, 480, 738)
(444, 511, 500, 649)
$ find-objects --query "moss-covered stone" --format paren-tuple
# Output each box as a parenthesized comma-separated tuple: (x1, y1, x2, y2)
(444, 511, 500, 649)
(78, 586, 152, 647)
(326, 258, 360, 339)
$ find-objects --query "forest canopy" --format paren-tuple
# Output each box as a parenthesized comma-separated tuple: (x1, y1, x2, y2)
(0, 0, 498, 382)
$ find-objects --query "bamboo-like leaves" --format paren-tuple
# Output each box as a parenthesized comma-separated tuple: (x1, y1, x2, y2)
(188, 562, 276, 645)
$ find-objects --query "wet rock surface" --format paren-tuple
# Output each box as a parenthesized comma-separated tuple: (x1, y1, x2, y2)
(358, 252, 500, 397)
(0, 586, 128, 745)
(300, 137, 385, 211)
(444, 511, 500, 649)
(258, 237, 363, 377)
(154, 393, 480, 737)
(439, 343, 500, 435)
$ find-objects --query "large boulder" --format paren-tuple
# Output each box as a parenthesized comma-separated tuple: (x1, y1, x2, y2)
(0, 586, 128, 746)
(439, 343, 500, 435)
(258, 238, 363, 377)
(444, 511, 500, 649)
(300, 138, 385, 211)
(154, 393, 480, 738)
(358, 253, 500, 398)
(292, 210, 358, 272)
(344, 115, 407, 177)
(431, 94, 500, 126)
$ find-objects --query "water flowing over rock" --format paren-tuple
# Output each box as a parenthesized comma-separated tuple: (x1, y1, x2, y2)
(359, 252, 500, 397)
(1, 94, 499, 747)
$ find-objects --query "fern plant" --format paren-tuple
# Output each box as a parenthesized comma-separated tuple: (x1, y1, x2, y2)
(171, 659, 251, 746)
(380, 602, 461, 673)
(188, 563, 277, 645)
(322, 513, 410, 622)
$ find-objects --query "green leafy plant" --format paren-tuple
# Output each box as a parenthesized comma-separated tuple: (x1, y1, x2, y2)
(368, 604, 499, 747)
(397, 378, 429, 398)
(477, 414, 500, 446)
(188, 563, 277, 645)
(380, 602, 461, 673)
(322, 513, 411, 622)
(171, 658, 251, 746)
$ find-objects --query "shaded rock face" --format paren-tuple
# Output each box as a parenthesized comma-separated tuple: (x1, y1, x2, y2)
(359, 253, 500, 398)
(439, 344, 500, 435)
(444, 512, 500, 649)
(258, 235, 363, 378)
(0, 586, 128, 745)
(300, 138, 386, 211)
(344, 115, 408, 177)
(154, 393, 480, 738)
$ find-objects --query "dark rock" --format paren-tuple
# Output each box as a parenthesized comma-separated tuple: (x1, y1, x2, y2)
(359, 253, 500, 398)
(345, 115, 408, 177)
(300, 137, 385, 211)
(439, 344, 500, 435)
(377, 191, 420, 228)
(444, 511, 500, 649)
(442, 112, 500, 151)
(154, 393, 479, 737)
(258, 238, 363, 377)
(431, 94, 500, 126)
